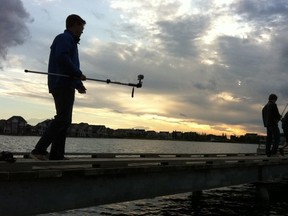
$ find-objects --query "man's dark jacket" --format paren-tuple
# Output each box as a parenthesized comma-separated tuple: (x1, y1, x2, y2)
(48, 30, 84, 93)
(262, 101, 281, 127)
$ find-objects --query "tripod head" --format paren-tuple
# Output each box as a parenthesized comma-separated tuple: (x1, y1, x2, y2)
(136, 74, 144, 88)
(130, 74, 144, 97)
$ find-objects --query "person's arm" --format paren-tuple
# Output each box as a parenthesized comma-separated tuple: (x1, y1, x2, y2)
(262, 105, 268, 127)
(76, 80, 86, 94)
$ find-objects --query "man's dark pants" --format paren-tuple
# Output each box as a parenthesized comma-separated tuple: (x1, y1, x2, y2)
(32, 87, 75, 160)
(266, 126, 280, 156)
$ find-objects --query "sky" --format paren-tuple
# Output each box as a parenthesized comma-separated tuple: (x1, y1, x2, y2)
(1, 0, 288, 136)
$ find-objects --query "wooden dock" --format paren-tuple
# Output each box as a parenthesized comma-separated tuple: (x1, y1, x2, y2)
(1, 152, 288, 215)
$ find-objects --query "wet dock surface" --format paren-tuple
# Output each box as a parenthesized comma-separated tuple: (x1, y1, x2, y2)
(0, 152, 287, 181)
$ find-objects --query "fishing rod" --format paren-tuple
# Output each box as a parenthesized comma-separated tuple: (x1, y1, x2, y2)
(24, 69, 144, 98)
(281, 103, 288, 116)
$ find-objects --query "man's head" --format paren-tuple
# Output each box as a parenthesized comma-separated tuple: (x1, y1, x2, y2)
(269, 93, 278, 102)
(66, 14, 86, 37)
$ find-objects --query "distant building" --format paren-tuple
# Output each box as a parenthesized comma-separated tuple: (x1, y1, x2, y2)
(172, 131, 183, 139)
(113, 128, 135, 137)
(243, 133, 260, 144)
(91, 125, 108, 137)
(34, 119, 52, 135)
(0, 115, 266, 144)
(0, 119, 6, 133)
(112, 128, 146, 138)
(158, 131, 171, 139)
(4, 116, 27, 135)
(146, 130, 158, 139)
(69, 123, 92, 137)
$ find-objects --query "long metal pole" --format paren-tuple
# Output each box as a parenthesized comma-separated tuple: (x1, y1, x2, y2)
(24, 69, 143, 88)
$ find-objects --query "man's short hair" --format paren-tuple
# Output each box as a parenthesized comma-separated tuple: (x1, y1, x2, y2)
(269, 94, 278, 101)
(66, 14, 86, 28)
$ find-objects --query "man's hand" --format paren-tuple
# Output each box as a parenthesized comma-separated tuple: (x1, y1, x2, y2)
(77, 85, 86, 94)
(80, 74, 86, 81)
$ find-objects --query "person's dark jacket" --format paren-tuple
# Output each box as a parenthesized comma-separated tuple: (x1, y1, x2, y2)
(48, 30, 84, 93)
(262, 101, 281, 127)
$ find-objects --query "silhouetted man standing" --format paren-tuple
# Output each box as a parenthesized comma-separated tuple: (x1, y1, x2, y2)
(262, 94, 281, 157)
(30, 14, 87, 160)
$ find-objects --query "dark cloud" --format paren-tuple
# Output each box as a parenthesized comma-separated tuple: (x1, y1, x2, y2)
(232, 0, 288, 33)
(156, 15, 210, 58)
(231, 0, 288, 81)
(234, 0, 288, 20)
(0, 0, 32, 65)
(193, 79, 218, 92)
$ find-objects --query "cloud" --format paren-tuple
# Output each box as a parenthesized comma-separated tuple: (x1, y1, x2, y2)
(233, 0, 288, 24)
(231, 0, 288, 44)
(157, 15, 210, 58)
(70, 1, 288, 134)
(0, 0, 32, 68)
(5, 0, 288, 136)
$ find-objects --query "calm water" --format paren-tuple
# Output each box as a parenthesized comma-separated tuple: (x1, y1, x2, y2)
(0, 135, 257, 154)
(1, 135, 288, 216)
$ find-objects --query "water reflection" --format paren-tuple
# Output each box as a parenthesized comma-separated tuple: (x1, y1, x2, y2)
(52, 184, 288, 216)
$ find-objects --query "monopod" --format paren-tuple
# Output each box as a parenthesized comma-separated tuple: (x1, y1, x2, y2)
(24, 69, 144, 98)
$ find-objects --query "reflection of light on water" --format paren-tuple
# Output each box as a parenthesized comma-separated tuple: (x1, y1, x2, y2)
(61, 184, 288, 216)
(0, 135, 258, 154)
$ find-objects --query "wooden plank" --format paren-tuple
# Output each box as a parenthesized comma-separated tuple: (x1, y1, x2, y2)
(94, 162, 129, 168)
(0, 154, 285, 175)
(0, 155, 271, 167)
(140, 154, 160, 158)
(205, 160, 226, 165)
(160, 160, 187, 166)
(91, 153, 116, 158)
(12, 152, 259, 159)
(175, 154, 194, 158)
(0, 155, 288, 181)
